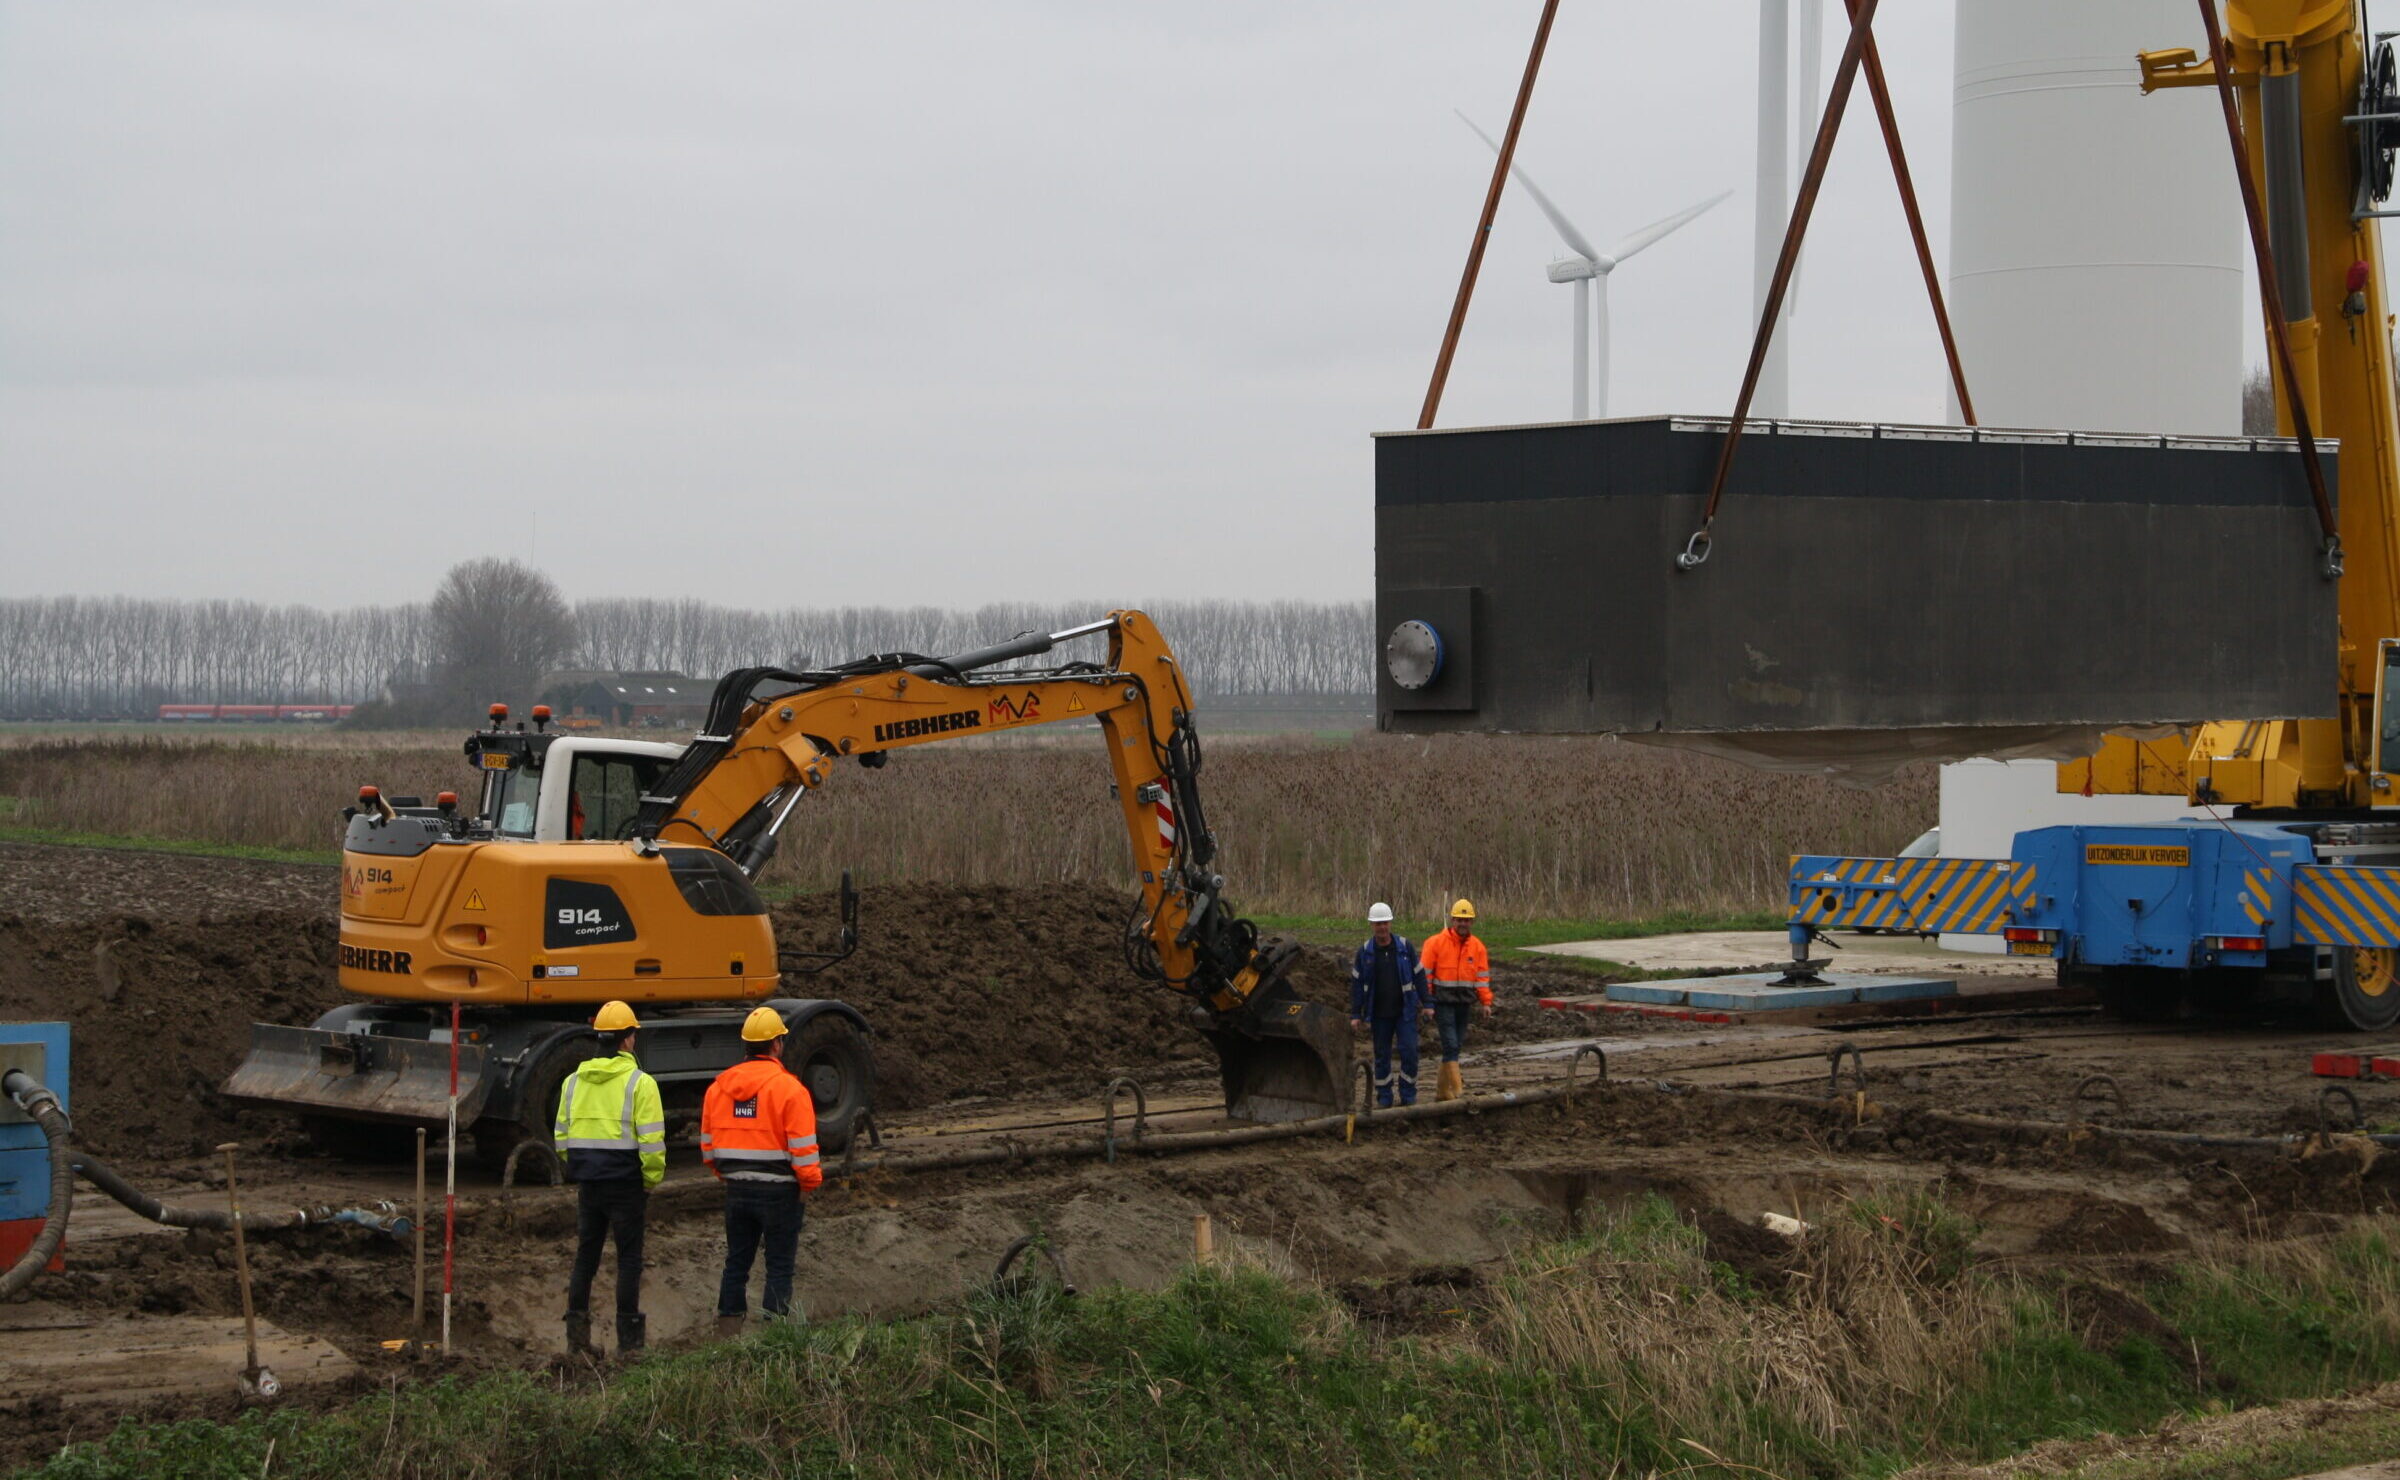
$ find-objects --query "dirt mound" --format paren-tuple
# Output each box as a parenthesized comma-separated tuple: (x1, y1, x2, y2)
(0, 910, 346, 1157)
(1338, 1263, 1485, 1335)
(1692, 1206, 1802, 1294)
(776, 882, 1351, 1110)
(2030, 1197, 2188, 1257)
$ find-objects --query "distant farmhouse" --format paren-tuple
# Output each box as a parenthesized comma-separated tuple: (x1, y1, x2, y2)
(538, 670, 710, 729)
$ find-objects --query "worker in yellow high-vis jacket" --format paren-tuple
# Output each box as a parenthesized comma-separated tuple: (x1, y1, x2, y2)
(554, 1000, 666, 1356)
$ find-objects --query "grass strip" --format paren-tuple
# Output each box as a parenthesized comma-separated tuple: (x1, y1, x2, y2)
(29, 1199, 2400, 1480)
(0, 823, 339, 868)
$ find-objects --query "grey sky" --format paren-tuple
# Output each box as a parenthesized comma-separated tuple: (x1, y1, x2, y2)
(0, 3, 2311, 608)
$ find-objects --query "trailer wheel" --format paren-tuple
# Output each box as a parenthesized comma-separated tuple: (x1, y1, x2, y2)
(785, 1014, 874, 1155)
(2320, 947, 2400, 1031)
(2094, 967, 2180, 1023)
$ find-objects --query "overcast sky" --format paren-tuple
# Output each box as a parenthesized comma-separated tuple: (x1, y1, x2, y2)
(0, 2, 2350, 608)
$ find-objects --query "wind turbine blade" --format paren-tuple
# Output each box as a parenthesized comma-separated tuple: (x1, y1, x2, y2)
(1455, 109, 1604, 266)
(1608, 189, 1733, 263)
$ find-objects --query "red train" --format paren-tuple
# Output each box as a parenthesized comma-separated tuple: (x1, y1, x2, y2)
(155, 704, 356, 723)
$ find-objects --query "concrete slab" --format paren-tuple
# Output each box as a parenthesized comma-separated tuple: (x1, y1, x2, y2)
(1680, 980, 1866, 1012)
(1529, 930, 2053, 979)
(1602, 972, 1955, 1013)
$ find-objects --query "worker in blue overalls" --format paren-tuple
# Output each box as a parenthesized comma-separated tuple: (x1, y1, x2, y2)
(1350, 902, 1425, 1107)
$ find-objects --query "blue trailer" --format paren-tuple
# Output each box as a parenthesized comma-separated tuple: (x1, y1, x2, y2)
(1789, 820, 2400, 1027)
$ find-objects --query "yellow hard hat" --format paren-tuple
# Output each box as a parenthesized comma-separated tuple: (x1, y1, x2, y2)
(593, 1000, 640, 1033)
(1449, 898, 1477, 920)
(741, 1006, 790, 1042)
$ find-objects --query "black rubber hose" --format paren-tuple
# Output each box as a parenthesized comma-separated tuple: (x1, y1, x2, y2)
(69, 1151, 316, 1232)
(0, 1069, 73, 1298)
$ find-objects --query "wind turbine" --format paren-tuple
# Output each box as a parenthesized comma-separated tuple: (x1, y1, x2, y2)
(1460, 112, 1729, 420)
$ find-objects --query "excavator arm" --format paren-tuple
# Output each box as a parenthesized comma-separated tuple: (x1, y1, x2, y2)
(626, 609, 1350, 1120)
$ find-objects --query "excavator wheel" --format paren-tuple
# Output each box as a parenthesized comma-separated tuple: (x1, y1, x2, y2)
(2320, 947, 2400, 1031)
(471, 1043, 587, 1175)
(785, 1014, 875, 1155)
(300, 1115, 413, 1162)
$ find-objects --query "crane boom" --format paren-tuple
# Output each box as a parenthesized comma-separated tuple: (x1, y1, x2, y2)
(2078, 1, 2400, 806)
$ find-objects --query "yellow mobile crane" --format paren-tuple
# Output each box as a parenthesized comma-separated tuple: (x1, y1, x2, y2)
(1797, 2, 2400, 1029)
(2092, 0, 2400, 812)
(226, 611, 1350, 1158)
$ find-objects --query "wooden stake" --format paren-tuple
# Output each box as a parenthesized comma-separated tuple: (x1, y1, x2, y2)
(1192, 1213, 1214, 1266)
(218, 1142, 265, 1393)
(443, 1000, 459, 1356)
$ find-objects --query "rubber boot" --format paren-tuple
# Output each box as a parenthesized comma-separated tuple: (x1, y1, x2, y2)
(1436, 1061, 1464, 1102)
(616, 1313, 646, 1354)
(715, 1313, 744, 1341)
(564, 1311, 594, 1357)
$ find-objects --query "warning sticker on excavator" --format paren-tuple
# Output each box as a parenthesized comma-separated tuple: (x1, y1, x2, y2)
(1067, 693, 1085, 713)
(2086, 845, 2191, 867)
(463, 889, 486, 911)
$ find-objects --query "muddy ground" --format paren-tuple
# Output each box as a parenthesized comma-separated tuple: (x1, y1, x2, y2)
(8, 844, 2400, 1471)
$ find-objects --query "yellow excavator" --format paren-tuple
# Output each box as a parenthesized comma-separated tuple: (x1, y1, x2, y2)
(224, 610, 1350, 1160)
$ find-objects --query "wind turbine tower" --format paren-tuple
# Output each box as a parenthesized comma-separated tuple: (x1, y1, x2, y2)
(1461, 114, 1728, 420)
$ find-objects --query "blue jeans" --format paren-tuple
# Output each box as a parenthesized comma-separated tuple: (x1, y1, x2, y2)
(1432, 1000, 1475, 1063)
(718, 1180, 804, 1317)
(1370, 1015, 1419, 1106)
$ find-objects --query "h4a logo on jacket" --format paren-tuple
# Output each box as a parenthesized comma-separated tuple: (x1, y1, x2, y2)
(733, 1096, 758, 1119)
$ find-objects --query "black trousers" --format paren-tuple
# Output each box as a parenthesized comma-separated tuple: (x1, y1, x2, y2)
(719, 1180, 805, 1317)
(568, 1178, 647, 1317)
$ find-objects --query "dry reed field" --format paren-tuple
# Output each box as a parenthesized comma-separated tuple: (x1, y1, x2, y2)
(0, 732, 1933, 919)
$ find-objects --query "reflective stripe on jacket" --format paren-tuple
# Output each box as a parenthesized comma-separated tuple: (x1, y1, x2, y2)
(700, 1054, 823, 1193)
(1418, 929, 1491, 1006)
(553, 1051, 667, 1189)
(1349, 935, 1424, 1019)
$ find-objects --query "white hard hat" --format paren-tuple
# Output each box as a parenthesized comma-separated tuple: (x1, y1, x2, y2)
(1366, 902, 1394, 923)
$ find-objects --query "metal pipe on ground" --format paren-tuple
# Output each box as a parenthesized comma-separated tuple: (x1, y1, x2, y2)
(478, 1078, 1604, 1224)
(0, 1069, 72, 1299)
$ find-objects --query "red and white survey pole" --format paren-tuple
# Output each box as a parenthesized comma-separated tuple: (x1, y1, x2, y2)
(443, 997, 459, 1355)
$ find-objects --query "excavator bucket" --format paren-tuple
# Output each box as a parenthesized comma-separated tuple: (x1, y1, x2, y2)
(1202, 961, 1353, 1124)
(221, 1023, 496, 1126)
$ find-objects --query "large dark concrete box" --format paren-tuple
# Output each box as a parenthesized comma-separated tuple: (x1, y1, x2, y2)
(1375, 416, 2337, 737)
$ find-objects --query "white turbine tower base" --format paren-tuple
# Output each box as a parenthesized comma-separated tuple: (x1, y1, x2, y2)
(1462, 112, 1728, 420)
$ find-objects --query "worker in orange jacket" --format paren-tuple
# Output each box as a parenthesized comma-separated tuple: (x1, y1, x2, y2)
(701, 1006, 822, 1337)
(1418, 898, 1493, 1100)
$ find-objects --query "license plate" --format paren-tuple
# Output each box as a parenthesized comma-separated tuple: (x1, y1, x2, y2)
(2007, 941, 2053, 957)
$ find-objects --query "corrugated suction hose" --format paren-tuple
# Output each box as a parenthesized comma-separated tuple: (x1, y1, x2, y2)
(0, 1068, 73, 1298)
(69, 1151, 321, 1232)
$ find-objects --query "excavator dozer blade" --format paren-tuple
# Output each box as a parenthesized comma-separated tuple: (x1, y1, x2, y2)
(221, 1023, 496, 1126)
(1203, 972, 1353, 1124)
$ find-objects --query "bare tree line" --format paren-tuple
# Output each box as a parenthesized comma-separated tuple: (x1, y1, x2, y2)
(0, 594, 1372, 715)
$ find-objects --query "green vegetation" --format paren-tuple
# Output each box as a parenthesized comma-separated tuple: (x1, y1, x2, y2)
(29, 1197, 2400, 1480)
(0, 822, 337, 868)
(1249, 907, 1786, 982)
(1247, 908, 1784, 952)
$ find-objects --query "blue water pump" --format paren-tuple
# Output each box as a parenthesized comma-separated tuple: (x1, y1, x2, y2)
(0, 1022, 70, 1273)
